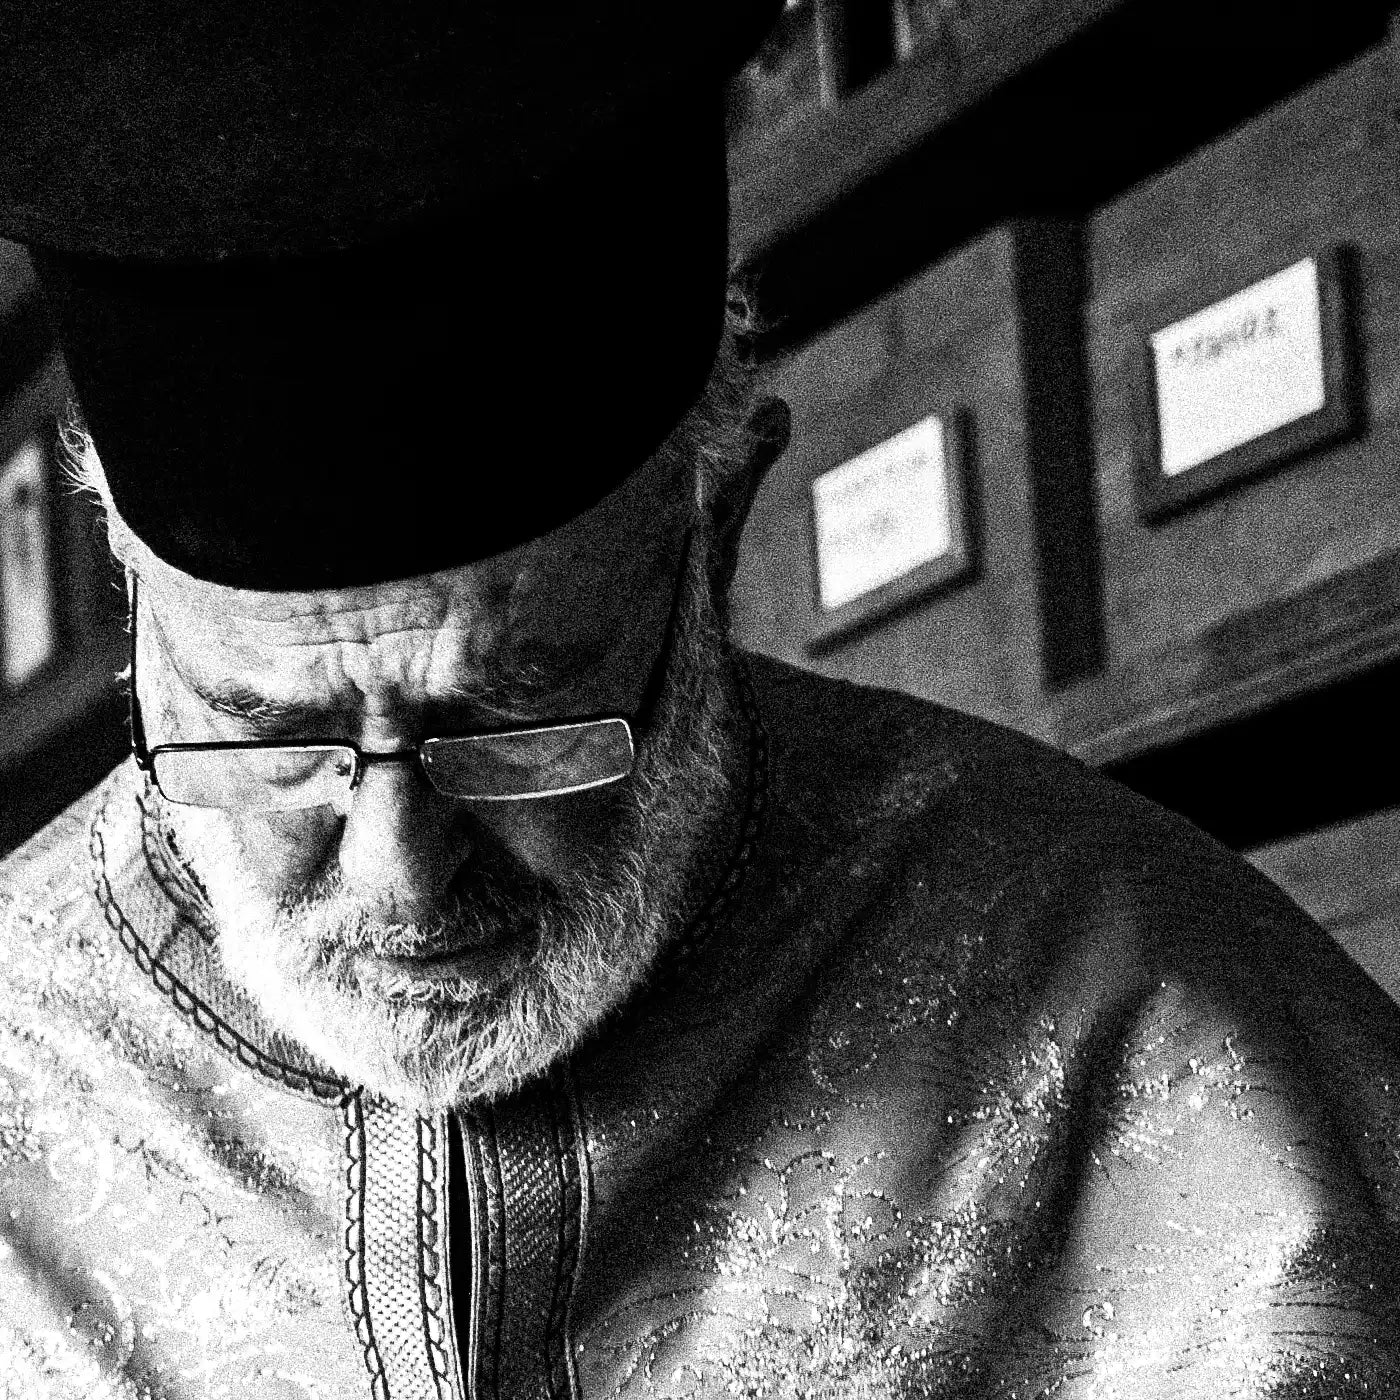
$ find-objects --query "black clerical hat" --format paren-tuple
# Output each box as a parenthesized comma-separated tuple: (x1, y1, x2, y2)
(0, 3, 782, 588)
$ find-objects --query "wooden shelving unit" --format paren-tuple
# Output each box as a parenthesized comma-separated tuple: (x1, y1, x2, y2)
(730, 0, 1126, 265)
(727, 0, 1393, 355)
(728, 0, 1400, 849)
(0, 249, 127, 856)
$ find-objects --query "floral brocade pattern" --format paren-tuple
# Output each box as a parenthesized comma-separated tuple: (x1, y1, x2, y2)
(567, 660, 1400, 1397)
(0, 788, 365, 1398)
(1, 652, 1399, 1398)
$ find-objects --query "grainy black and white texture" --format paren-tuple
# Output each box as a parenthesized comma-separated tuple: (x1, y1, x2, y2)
(1, 651, 1397, 1397)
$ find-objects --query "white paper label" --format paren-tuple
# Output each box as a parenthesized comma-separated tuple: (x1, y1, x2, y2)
(1150, 257, 1327, 478)
(0, 439, 56, 688)
(812, 414, 952, 612)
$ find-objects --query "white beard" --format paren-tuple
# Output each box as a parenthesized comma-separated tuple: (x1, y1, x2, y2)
(164, 550, 741, 1111)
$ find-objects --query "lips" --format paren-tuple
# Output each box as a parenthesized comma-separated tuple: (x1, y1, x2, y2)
(379, 929, 492, 961)
(389, 937, 479, 963)
(353, 923, 533, 995)
(356, 907, 522, 961)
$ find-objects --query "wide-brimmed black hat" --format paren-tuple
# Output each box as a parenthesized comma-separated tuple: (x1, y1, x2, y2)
(0, 2, 782, 587)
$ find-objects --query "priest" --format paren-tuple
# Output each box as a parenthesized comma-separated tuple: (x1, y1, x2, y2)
(0, 4, 1397, 1395)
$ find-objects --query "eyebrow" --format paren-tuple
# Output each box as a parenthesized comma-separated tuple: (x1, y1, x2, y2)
(184, 679, 331, 737)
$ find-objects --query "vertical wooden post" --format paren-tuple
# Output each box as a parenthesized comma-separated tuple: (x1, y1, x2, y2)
(1011, 220, 1105, 691)
(1388, 7, 1400, 123)
(814, 0, 849, 106)
(889, 0, 916, 61)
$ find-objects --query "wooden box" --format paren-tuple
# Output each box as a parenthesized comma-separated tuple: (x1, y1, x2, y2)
(1057, 41, 1400, 764)
(731, 220, 1098, 742)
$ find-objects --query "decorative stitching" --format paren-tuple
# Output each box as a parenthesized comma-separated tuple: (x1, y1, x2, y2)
(544, 1065, 586, 1400)
(90, 785, 349, 1103)
(418, 1113, 455, 1397)
(561, 1065, 591, 1400)
(343, 1090, 390, 1400)
(456, 1111, 486, 1397)
(471, 1105, 507, 1400)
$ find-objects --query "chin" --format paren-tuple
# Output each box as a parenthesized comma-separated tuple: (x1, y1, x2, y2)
(165, 795, 683, 1110)
(214, 897, 663, 1110)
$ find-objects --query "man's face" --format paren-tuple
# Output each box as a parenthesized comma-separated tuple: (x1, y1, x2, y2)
(131, 450, 744, 1109)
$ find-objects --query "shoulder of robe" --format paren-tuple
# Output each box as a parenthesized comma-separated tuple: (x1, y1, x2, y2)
(744, 649, 1400, 1201)
(0, 767, 124, 998)
(742, 655, 1400, 1376)
(742, 649, 1372, 1003)
(0, 770, 116, 934)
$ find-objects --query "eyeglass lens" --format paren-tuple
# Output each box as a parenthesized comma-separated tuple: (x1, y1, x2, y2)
(152, 745, 356, 810)
(149, 719, 636, 810)
(420, 719, 634, 801)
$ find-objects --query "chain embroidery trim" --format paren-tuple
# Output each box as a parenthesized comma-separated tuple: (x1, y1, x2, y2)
(459, 1069, 586, 1400)
(90, 782, 348, 1103)
(342, 1092, 464, 1400)
(477, 1105, 507, 1398)
(348, 1095, 460, 1398)
(342, 1090, 389, 1399)
(544, 1067, 587, 1400)
(418, 1111, 458, 1395)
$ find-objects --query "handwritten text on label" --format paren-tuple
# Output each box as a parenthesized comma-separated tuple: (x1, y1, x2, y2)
(812, 414, 952, 612)
(1151, 257, 1326, 478)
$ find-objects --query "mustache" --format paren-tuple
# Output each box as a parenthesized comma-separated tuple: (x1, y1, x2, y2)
(278, 850, 560, 960)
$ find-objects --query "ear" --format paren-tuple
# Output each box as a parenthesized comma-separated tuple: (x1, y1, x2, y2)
(708, 395, 791, 612)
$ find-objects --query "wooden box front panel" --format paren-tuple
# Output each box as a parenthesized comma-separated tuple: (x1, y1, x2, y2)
(731, 224, 1061, 740)
(1061, 41, 1400, 762)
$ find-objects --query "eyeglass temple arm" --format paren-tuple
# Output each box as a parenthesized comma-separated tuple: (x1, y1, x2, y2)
(126, 577, 154, 772)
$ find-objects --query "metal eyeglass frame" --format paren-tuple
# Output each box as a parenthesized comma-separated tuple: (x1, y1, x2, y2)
(126, 535, 689, 806)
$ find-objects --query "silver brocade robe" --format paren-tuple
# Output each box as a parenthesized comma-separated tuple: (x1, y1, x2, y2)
(1, 654, 1397, 1399)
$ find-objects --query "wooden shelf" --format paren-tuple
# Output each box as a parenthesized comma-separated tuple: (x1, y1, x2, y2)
(1052, 40, 1400, 771)
(733, 26, 1400, 859)
(1101, 652, 1400, 850)
(1059, 551, 1400, 769)
(729, 0, 1394, 356)
(729, 0, 1125, 265)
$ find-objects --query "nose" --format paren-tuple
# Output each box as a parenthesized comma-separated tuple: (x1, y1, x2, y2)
(335, 759, 470, 910)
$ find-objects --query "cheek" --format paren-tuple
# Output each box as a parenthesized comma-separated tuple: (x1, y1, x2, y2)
(218, 807, 342, 897)
(466, 785, 631, 876)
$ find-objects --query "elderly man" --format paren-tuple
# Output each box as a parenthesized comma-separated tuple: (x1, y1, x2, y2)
(2, 5, 1399, 1398)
